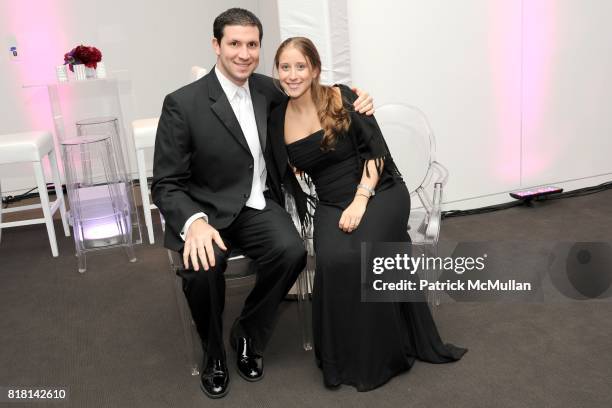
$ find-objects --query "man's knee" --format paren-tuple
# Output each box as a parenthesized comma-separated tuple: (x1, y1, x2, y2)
(180, 244, 229, 273)
(273, 236, 307, 267)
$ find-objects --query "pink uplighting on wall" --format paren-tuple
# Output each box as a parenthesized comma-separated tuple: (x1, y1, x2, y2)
(488, 0, 557, 185)
(1, 0, 68, 131)
(488, 1, 522, 183)
(520, 0, 557, 181)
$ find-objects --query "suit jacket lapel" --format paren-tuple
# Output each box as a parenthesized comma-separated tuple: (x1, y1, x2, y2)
(207, 71, 250, 153)
(249, 84, 267, 151)
(269, 98, 291, 180)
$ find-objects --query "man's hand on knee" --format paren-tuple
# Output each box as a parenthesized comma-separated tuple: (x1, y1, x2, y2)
(183, 218, 227, 271)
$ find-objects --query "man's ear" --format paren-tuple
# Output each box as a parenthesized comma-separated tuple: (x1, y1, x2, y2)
(212, 37, 221, 56)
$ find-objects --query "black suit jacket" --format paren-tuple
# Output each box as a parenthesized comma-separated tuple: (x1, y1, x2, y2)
(152, 69, 287, 252)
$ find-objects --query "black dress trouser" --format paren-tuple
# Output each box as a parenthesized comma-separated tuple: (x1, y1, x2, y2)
(178, 198, 307, 358)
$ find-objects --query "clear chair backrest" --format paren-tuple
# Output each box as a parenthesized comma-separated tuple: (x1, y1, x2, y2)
(375, 104, 436, 193)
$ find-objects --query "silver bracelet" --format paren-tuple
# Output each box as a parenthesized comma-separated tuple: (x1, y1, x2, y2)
(357, 184, 375, 197)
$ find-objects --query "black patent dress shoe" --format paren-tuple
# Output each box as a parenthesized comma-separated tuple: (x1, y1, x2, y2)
(232, 336, 264, 382)
(200, 356, 230, 399)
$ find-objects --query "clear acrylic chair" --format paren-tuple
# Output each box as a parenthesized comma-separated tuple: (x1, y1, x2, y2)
(375, 104, 449, 308)
(284, 180, 316, 351)
(162, 215, 256, 376)
(75, 117, 142, 242)
(61, 134, 138, 273)
(161, 194, 314, 376)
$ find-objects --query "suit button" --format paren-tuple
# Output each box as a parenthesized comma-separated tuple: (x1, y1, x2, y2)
(243, 193, 249, 198)
(248, 164, 254, 169)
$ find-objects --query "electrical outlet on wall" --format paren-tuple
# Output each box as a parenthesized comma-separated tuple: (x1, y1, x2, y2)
(7, 34, 20, 61)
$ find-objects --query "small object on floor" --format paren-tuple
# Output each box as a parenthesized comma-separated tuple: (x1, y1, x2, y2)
(509, 186, 563, 201)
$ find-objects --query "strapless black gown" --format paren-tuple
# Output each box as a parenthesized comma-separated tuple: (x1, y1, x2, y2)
(278, 85, 466, 391)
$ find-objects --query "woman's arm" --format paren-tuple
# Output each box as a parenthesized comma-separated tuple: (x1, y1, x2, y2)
(338, 159, 382, 233)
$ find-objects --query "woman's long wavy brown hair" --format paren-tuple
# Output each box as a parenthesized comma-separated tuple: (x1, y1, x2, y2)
(274, 37, 350, 150)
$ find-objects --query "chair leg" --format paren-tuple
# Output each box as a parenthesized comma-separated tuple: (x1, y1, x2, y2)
(48, 150, 70, 237)
(430, 243, 441, 309)
(77, 252, 87, 274)
(420, 243, 441, 313)
(172, 270, 200, 376)
(296, 262, 314, 351)
(136, 148, 155, 244)
(33, 161, 59, 257)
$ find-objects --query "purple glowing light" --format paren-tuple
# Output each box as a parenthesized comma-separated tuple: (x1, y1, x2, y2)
(510, 186, 563, 199)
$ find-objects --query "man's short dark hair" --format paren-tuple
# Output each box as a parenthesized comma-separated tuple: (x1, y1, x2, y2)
(213, 8, 263, 43)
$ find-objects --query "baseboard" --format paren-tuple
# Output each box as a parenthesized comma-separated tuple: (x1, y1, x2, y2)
(441, 172, 612, 212)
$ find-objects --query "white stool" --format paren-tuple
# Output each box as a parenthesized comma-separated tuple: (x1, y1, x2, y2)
(0, 131, 70, 257)
(132, 117, 159, 244)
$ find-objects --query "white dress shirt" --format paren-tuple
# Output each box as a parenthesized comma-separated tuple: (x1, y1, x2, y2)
(180, 67, 267, 240)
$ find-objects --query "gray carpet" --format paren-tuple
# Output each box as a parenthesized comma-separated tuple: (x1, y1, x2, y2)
(1, 190, 611, 407)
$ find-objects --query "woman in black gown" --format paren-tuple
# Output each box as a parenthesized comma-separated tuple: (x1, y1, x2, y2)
(269, 37, 466, 391)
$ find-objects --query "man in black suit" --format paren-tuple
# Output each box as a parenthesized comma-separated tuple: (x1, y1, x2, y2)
(152, 8, 373, 399)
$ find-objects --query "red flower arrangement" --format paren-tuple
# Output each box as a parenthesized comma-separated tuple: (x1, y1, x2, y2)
(63, 45, 102, 72)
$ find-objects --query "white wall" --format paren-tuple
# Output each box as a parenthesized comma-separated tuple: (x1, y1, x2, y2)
(4, 0, 611, 208)
(277, 0, 351, 85)
(521, 0, 612, 187)
(257, 0, 281, 76)
(0, 0, 280, 194)
(348, 0, 612, 210)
